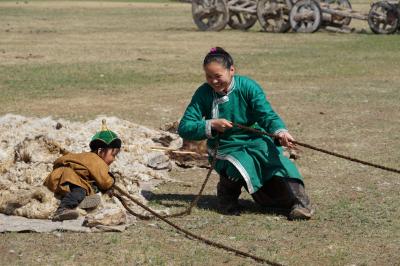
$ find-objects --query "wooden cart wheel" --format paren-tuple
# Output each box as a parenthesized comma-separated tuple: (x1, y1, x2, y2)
(257, 0, 293, 32)
(368, 1, 399, 34)
(228, 12, 258, 30)
(322, 0, 352, 26)
(289, 0, 322, 33)
(192, 0, 230, 31)
(228, 0, 258, 30)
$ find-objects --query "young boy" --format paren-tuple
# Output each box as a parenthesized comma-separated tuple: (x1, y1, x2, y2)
(44, 120, 121, 221)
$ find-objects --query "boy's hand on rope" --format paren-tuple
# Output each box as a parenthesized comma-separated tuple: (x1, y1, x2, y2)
(276, 131, 296, 149)
(211, 119, 233, 133)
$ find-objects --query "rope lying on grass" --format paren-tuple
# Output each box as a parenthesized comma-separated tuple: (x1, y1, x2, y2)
(113, 184, 283, 266)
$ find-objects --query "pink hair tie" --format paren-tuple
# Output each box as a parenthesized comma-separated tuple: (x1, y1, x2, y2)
(210, 47, 217, 53)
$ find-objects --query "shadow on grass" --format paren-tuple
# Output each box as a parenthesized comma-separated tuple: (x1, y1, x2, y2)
(142, 190, 290, 216)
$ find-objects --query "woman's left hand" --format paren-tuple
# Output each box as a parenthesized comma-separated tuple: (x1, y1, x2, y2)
(276, 131, 296, 148)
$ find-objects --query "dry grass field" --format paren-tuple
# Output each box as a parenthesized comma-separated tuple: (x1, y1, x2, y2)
(0, 1, 399, 265)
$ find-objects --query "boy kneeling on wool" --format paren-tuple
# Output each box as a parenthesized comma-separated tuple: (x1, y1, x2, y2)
(44, 120, 121, 221)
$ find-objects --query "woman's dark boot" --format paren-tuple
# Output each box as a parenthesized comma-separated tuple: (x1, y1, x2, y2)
(285, 179, 314, 220)
(217, 175, 243, 216)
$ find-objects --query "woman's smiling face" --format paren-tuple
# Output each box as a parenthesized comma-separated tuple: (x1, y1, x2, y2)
(204, 62, 235, 94)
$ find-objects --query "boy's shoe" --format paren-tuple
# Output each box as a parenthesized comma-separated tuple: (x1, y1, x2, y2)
(288, 205, 314, 220)
(52, 207, 79, 221)
(78, 194, 101, 210)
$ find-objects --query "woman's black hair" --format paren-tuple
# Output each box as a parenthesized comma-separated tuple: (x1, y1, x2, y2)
(203, 47, 234, 69)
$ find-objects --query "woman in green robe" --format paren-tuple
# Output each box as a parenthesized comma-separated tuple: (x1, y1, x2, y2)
(178, 47, 313, 220)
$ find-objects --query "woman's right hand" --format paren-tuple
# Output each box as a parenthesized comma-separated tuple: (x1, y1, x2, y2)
(211, 119, 233, 133)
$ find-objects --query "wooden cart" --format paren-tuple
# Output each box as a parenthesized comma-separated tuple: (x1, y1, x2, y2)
(191, 0, 400, 33)
(288, 0, 399, 33)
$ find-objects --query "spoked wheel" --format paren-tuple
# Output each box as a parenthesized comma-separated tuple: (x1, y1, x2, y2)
(368, 1, 399, 34)
(321, 0, 352, 27)
(228, 0, 258, 30)
(257, 0, 293, 32)
(192, 0, 230, 31)
(228, 12, 258, 30)
(289, 0, 322, 33)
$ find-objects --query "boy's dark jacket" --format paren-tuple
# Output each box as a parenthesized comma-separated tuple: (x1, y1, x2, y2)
(44, 152, 114, 196)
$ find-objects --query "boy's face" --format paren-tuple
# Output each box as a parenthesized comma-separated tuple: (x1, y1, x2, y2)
(98, 148, 119, 165)
(204, 62, 235, 94)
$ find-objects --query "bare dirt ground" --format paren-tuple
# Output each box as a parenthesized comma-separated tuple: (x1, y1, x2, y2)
(0, 1, 399, 265)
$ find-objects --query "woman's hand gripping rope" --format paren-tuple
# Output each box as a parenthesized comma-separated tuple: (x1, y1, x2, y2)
(276, 131, 297, 149)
